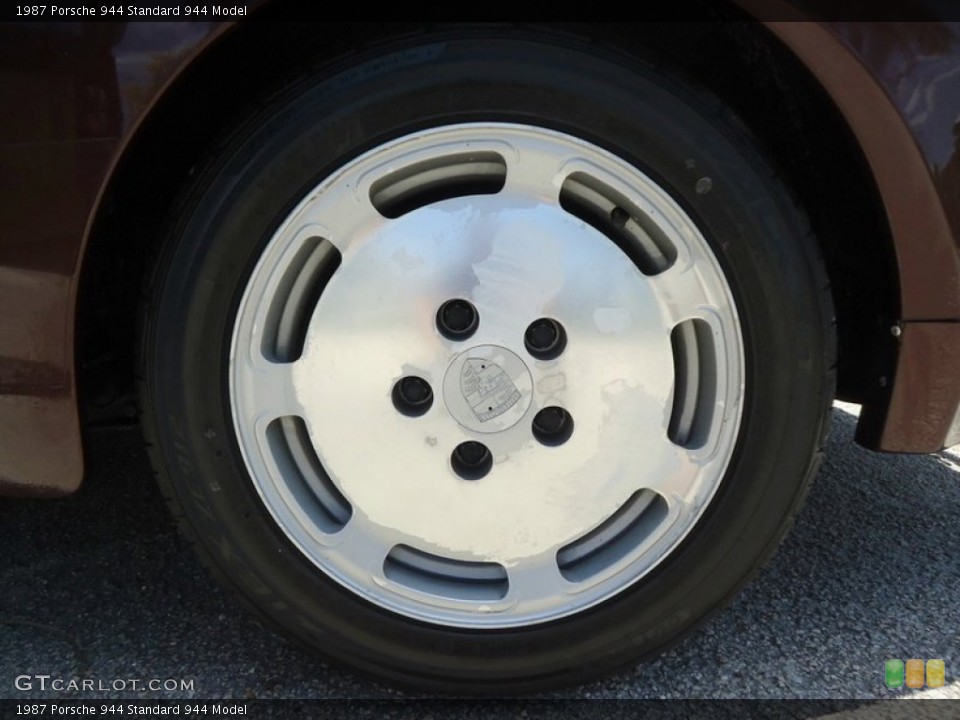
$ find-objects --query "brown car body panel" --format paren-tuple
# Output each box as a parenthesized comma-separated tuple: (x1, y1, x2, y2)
(880, 322, 960, 451)
(767, 20, 960, 321)
(0, 22, 222, 495)
(761, 18, 960, 450)
(1, 17, 959, 495)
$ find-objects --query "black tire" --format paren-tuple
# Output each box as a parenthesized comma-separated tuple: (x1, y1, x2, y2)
(140, 33, 834, 694)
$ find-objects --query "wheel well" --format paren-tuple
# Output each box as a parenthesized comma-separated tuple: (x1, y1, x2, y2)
(76, 16, 898, 423)
(600, 19, 901, 405)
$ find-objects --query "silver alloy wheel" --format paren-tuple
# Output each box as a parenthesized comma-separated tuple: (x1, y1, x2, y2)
(229, 123, 744, 628)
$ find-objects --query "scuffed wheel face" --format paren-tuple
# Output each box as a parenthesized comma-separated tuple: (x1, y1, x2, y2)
(141, 36, 833, 693)
(229, 124, 744, 628)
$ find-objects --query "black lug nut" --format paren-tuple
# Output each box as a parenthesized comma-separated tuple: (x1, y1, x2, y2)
(437, 298, 479, 341)
(524, 318, 567, 360)
(532, 406, 574, 446)
(392, 376, 433, 417)
(451, 441, 493, 480)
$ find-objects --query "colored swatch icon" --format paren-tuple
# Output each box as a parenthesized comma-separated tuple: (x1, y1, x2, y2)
(905, 659, 925, 688)
(886, 658, 948, 689)
(927, 659, 945, 688)
(885, 659, 904, 688)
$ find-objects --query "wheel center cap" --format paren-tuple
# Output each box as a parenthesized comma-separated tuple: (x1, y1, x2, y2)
(442, 345, 533, 434)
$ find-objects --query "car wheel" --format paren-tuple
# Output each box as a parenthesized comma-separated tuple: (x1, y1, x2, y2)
(140, 34, 834, 693)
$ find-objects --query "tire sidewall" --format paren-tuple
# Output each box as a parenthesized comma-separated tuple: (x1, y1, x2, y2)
(145, 37, 831, 689)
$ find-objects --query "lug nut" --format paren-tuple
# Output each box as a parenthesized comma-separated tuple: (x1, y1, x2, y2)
(524, 318, 566, 360)
(532, 406, 574, 446)
(437, 298, 479, 340)
(451, 441, 492, 480)
(392, 376, 433, 417)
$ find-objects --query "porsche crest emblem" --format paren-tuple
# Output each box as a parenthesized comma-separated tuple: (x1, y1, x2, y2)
(460, 358, 521, 422)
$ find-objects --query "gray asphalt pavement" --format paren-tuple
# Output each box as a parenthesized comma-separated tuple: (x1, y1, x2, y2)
(1, 403, 958, 702)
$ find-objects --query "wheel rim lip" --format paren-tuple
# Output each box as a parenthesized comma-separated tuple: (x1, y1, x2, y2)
(228, 122, 745, 628)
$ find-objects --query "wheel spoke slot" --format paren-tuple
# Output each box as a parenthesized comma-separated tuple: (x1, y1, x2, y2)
(369, 152, 507, 218)
(266, 417, 351, 532)
(557, 490, 666, 583)
(559, 172, 676, 275)
(668, 319, 717, 449)
(384, 545, 508, 601)
(261, 237, 341, 362)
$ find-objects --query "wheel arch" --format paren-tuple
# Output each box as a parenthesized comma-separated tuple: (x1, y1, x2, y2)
(76, 19, 420, 422)
(76, 16, 907, 445)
